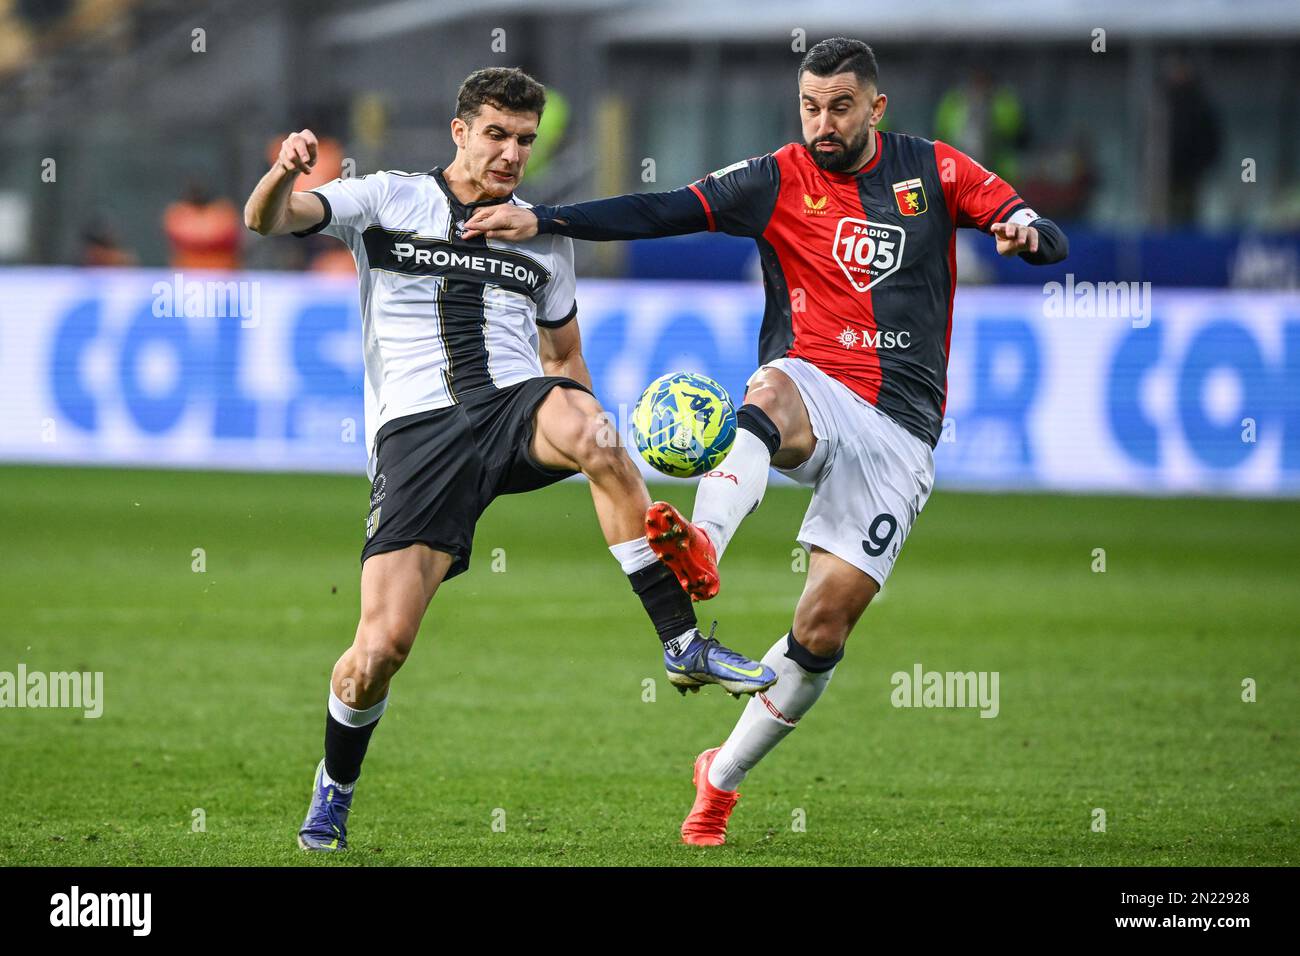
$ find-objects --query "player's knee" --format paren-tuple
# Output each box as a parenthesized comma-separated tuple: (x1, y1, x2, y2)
(742, 375, 799, 439)
(792, 604, 855, 658)
(792, 622, 849, 659)
(355, 610, 418, 683)
(742, 379, 781, 416)
(573, 410, 626, 477)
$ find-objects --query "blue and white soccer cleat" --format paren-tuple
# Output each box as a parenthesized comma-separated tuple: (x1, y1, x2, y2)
(665, 623, 778, 699)
(297, 759, 352, 852)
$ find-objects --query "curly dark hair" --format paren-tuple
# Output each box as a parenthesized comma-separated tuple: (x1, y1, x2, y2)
(455, 67, 546, 123)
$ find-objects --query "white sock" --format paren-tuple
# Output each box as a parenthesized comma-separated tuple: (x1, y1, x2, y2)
(321, 766, 352, 792)
(663, 628, 700, 657)
(692, 429, 772, 560)
(609, 536, 659, 575)
(708, 633, 836, 791)
(328, 687, 388, 727)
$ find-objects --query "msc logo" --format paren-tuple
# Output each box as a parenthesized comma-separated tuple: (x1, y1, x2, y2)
(836, 327, 912, 350)
(832, 219, 906, 292)
(802, 194, 829, 215)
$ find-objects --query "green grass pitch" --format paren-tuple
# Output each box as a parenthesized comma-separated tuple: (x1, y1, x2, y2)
(0, 464, 1295, 866)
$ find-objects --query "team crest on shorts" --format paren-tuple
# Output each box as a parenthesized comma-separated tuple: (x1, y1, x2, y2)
(892, 178, 927, 216)
(366, 473, 386, 539)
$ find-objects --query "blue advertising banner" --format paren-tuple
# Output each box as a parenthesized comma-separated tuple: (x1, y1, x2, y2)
(1, 268, 1296, 496)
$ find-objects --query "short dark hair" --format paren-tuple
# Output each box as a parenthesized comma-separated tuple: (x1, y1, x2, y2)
(455, 67, 546, 124)
(798, 37, 879, 88)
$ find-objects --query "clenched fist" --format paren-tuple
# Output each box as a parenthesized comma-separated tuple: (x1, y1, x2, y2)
(278, 129, 318, 176)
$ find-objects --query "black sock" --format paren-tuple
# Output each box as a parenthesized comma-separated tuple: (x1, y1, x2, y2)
(324, 712, 380, 786)
(784, 629, 844, 672)
(737, 404, 782, 456)
(629, 560, 698, 646)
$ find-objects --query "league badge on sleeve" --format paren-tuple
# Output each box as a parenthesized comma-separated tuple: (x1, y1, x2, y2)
(892, 178, 928, 216)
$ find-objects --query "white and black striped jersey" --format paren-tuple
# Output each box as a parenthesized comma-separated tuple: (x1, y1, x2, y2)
(295, 166, 577, 474)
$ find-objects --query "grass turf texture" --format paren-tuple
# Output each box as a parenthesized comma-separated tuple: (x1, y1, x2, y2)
(0, 464, 1295, 867)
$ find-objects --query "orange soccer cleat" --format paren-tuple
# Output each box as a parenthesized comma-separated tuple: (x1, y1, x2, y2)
(645, 501, 719, 601)
(681, 747, 740, 846)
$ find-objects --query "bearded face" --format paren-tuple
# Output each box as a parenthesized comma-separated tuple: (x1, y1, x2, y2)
(805, 124, 875, 173)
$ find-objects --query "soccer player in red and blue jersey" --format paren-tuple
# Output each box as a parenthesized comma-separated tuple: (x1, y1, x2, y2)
(464, 38, 1067, 845)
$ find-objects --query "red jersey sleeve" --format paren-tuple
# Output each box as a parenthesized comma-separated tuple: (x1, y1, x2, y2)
(933, 140, 1038, 233)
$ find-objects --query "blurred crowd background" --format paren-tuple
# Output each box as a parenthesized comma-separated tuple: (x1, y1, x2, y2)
(0, 0, 1297, 286)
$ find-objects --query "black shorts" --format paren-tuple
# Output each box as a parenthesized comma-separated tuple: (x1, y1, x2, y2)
(360, 377, 592, 578)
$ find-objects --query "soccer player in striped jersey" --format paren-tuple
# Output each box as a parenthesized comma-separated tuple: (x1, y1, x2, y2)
(244, 67, 776, 852)
(464, 40, 1068, 845)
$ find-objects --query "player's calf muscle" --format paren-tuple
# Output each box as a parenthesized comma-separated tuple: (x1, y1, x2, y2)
(570, 418, 649, 518)
(793, 554, 878, 656)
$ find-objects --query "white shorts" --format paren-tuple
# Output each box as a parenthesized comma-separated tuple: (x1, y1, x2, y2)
(754, 357, 936, 588)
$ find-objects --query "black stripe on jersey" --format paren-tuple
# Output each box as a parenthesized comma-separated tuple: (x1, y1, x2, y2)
(361, 227, 551, 303)
(291, 191, 333, 237)
(438, 234, 495, 399)
(997, 201, 1033, 223)
(984, 196, 1024, 230)
(754, 235, 795, 365)
(537, 301, 577, 329)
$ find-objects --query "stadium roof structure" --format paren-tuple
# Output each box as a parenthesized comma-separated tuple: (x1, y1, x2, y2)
(319, 0, 629, 44)
(318, 0, 1300, 45)
(319, 0, 1300, 45)
(591, 0, 1300, 43)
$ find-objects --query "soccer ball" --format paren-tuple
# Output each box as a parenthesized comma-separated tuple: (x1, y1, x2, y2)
(631, 371, 737, 478)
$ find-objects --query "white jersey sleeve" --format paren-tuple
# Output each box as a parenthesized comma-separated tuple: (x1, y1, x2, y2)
(536, 234, 577, 328)
(295, 172, 391, 238)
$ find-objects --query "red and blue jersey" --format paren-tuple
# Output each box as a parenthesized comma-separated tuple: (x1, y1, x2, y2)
(533, 131, 1067, 447)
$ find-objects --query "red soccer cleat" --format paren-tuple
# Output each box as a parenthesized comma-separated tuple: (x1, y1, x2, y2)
(681, 747, 739, 846)
(645, 501, 719, 601)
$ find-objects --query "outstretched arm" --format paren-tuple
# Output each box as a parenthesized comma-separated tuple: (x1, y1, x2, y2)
(461, 186, 711, 242)
(463, 154, 780, 243)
